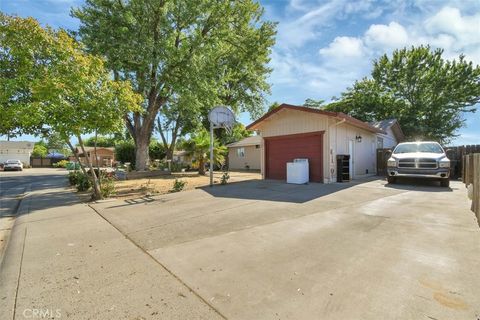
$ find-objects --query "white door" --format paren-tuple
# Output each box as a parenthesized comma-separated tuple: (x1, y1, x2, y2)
(348, 140, 354, 179)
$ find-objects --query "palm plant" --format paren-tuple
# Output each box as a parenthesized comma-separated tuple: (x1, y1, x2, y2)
(183, 129, 227, 175)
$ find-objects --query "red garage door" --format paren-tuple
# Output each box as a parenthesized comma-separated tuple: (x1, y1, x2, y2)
(265, 131, 324, 182)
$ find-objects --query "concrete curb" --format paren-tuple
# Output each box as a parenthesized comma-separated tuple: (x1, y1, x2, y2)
(0, 185, 31, 320)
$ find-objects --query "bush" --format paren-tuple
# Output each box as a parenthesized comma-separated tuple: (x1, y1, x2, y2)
(76, 172, 92, 192)
(115, 140, 136, 168)
(170, 179, 187, 193)
(149, 142, 166, 161)
(68, 171, 80, 185)
(100, 176, 116, 198)
(221, 171, 230, 185)
(53, 159, 69, 168)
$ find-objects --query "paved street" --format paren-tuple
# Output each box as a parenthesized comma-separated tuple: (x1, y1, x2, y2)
(0, 169, 479, 319)
(0, 168, 68, 217)
(0, 169, 70, 268)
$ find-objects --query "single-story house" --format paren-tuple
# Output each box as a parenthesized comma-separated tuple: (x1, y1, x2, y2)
(172, 150, 193, 165)
(74, 146, 115, 167)
(227, 135, 261, 170)
(370, 119, 405, 149)
(0, 141, 34, 165)
(246, 104, 402, 183)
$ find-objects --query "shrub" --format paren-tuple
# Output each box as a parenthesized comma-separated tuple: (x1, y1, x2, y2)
(53, 159, 69, 168)
(149, 142, 166, 161)
(76, 172, 91, 192)
(68, 171, 80, 185)
(115, 141, 136, 168)
(221, 171, 230, 185)
(170, 162, 183, 172)
(100, 176, 116, 198)
(170, 179, 187, 193)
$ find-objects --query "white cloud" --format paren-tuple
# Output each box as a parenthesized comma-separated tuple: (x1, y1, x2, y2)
(364, 22, 409, 49)
(267, 1, 480, 107)
(319, 36, 365, 59)
(277, 0, 344, 48)
(425, 7, 480, 47)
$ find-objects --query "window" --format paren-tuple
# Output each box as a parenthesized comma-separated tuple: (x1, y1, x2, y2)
(236, 147, 245, 158)
(376, 137, 384, 149)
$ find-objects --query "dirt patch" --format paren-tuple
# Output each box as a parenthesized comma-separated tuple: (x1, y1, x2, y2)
(114, 171, 261, 199)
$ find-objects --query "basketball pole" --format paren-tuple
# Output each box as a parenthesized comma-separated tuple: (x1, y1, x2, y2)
(209, 121, 214, 187)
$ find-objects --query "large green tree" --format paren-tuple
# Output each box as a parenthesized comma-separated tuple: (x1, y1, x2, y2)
(0, 14, 141, 199)
(73, 0, 276, 170)
(325, 46, 480, 143)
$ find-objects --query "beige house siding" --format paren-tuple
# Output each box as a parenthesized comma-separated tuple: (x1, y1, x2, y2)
(377, 127, 397, 148)
(0, 141, 34, 164)
(228, 145, 261, 170)
(255, 108, 377, 183)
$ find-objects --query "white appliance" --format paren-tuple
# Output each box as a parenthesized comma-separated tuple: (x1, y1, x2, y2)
(286, 158, 309, 184)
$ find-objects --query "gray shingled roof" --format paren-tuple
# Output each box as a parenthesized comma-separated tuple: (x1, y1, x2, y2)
(369, 119, 398, 131)
(226, 135, 262, 148)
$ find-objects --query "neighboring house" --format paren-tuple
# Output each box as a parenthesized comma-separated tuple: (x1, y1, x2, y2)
(172, 150, 193, 165)
(247, 104, 403, 183)
(227, 136, 262, 170)
(370, 119, 405, 149)
(0, 141, 34, 164)
(74, 146, 115, 167)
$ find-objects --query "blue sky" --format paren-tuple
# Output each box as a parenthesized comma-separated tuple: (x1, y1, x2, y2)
(1, 0, 479, 145)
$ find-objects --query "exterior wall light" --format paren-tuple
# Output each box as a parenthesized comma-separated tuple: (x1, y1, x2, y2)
(356, 135, 362, 143)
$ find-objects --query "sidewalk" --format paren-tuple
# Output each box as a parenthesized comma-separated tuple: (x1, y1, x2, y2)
(0, 184, 223, 319)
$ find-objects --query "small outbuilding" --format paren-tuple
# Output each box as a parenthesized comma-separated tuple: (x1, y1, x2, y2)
(0, 141, 34, 165)
(75, 146, 115, 167)
(246, 104, 403, 183)
(227, 136, 262, 170)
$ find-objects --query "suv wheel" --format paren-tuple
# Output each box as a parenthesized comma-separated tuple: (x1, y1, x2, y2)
(387, 176, 396, 184)
(440, 179, 449, 188)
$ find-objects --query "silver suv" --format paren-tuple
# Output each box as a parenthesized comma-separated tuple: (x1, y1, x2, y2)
(387, 141, 450, 187)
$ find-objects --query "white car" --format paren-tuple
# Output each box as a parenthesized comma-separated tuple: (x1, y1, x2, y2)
(3, 159, 24, 171)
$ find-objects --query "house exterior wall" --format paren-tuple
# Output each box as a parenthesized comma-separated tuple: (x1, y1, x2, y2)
(256, 109, 377, 183)
(0, 141, 34, 165)
(376, 127, 398, 149)
(228, 145, 261, 170)
(79, 149, 115, 167)
(330, 122, 377, 181)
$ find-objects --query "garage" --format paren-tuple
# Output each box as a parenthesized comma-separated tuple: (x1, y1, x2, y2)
(247, 104, 398, 183)
(265, 131, 324, 182)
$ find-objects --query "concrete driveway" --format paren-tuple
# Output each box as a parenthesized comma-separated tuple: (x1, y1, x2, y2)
(92, 178, 480, 320)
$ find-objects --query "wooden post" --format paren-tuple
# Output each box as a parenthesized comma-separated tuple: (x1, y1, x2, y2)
(473, 154, 480, 225)
(464, 155, 470, 185)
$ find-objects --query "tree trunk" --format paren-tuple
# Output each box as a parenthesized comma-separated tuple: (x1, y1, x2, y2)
(77, 135, 103, 200)
(198, 157, 205, 175)
(66, 140, 89, 177)
(165, 147, 174, 161)
(135, 135, 150, 171)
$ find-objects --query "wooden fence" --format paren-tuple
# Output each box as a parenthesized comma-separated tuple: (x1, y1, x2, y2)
(30, 157, 67, 168)
(447, 144, 480, 179)
(463, 153, 480, 226)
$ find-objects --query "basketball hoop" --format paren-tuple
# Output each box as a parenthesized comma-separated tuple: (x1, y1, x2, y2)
(208, 106, 235, 186)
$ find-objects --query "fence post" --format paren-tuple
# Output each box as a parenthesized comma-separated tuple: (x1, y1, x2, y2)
(464, 155, 471, 186)
(473, 154, 480, 224)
